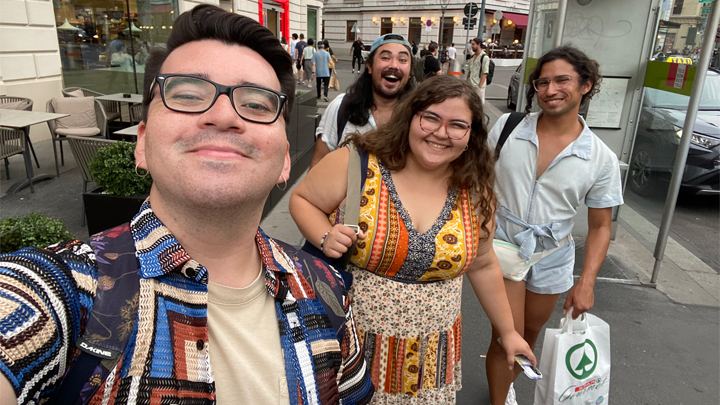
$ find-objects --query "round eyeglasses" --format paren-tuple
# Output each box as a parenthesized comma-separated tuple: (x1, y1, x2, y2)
(151, 74, 287, 124)
(532, 75, 576, 92)
(418, 112, 470, 140)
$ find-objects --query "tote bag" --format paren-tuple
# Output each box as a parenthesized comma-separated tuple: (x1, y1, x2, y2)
(534, 310, 611, 405)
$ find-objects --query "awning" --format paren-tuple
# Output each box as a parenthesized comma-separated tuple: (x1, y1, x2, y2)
(498, 12, 529, 27)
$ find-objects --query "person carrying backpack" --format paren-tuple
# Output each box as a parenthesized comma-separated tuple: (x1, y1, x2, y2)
(467, 38, 492, 104)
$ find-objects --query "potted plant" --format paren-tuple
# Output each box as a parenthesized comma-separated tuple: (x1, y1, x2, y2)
(83, 141, 152, 235)
(0, 212, 75, 254)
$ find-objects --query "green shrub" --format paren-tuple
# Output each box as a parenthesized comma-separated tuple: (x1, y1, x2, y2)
(88, 141, 152, 196)
(0, 212, 75, 254)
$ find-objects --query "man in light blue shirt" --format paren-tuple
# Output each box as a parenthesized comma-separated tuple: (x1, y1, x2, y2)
(312, 42, 333, 101)
(485, 46, 624, 405)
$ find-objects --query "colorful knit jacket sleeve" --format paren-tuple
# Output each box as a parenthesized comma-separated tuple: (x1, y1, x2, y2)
(0, 240, 97, 404)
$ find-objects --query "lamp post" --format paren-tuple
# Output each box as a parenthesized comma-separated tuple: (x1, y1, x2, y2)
(438, 0, 450, 46)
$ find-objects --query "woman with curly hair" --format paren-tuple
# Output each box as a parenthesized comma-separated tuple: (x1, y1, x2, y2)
(290, 75, 535, 404)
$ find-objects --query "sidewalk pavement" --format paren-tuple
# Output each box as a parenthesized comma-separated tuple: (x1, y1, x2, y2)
(1, 60, 718, 404)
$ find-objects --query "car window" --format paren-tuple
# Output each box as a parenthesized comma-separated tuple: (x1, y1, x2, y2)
(645, 74, 720, 110)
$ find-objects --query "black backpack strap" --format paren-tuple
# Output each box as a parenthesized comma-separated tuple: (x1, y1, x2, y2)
(336, 94, 352, 147)
(494, 112, 526, 161)
(479, 54, 485, 79)
(50, 224, 140, 405)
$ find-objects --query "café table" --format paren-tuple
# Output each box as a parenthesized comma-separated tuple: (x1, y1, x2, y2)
(95, 93, 143, 122)
(113, 124, 139, 137)
(0, 108, 68, 193)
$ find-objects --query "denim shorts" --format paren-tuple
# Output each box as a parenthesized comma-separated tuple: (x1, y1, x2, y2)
(523, 240, 575, 295)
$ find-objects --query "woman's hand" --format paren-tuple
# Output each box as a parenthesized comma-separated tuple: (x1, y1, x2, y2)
(498, 330, 536, 370)
(322, 224, 366, 258)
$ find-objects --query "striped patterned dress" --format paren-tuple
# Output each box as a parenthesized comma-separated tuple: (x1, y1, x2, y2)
(339, 154, 480, 404)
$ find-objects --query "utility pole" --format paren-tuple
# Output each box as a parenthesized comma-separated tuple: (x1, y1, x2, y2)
(477, 0, 486, 39)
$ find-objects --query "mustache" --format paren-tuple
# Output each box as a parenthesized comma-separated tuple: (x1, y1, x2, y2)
(176, 130, 260, 158)
(381, 68, 404, 78)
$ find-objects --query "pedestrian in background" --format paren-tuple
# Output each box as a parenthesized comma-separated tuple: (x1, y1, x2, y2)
(295, 33, 307, 84)
(302, 38, 315, 88)
(312, 42, 333, 101)
(485, 46, 623, 405)
(467, 38, 489, 104)
(351, 36, 365, 74)
(290, 75, 535, 404)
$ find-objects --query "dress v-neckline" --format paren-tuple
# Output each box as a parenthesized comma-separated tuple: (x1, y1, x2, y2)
(379, 162, 458, 237)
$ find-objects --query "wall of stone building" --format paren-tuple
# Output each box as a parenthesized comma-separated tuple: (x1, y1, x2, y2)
(0, 0, 64, 142)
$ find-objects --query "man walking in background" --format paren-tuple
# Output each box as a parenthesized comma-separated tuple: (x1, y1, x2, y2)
(467, 38, 490, 103)
(424, 42, 442, 77)
(351, 36, 364, 74)
(302, 38, 315, 88)
(295, 33, 307, 85)
(312, 42, 333, 102)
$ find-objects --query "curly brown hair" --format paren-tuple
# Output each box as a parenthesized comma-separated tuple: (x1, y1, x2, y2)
(525, 45, 602, 113)
(346, 75, 496, 240)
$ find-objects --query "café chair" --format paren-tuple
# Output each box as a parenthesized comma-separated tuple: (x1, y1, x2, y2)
(66, 136, 117, 226)
(0, 96, 39, 168)
(0, 127, 31, 185)
(46, 97, 107, 177)
(62, 87, 122, 121)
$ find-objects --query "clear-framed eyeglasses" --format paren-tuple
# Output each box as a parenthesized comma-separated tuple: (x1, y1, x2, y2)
(418, 112, 471, 140)
(532, 75, 576, 92)
(150, 74, 287, 124)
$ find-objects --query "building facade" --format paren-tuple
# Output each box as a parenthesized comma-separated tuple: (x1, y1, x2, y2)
(321, 0, 530, 56)
(0, 0, 322, 142)
(657, 0, 719, 55)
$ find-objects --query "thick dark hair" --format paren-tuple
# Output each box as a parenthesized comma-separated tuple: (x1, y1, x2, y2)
(307, 38, 314, 46)
(343, 46, 417, 127)
(525, 45, 602, 113)
(428, 42, 438, 53)
(141, 5, 294, 123)
(292, 33, 298, 39)
(347, 75, 495, 239)
(471, 37, 482, 45)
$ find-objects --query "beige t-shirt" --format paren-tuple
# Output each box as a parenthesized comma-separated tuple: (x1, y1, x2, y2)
(208, 268, 290, 405)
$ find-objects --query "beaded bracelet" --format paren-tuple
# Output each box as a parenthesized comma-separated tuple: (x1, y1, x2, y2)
(320, 231, 330, 253)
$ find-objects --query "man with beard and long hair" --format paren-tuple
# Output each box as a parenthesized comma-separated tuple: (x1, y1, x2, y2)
(309, 34, 416, 167)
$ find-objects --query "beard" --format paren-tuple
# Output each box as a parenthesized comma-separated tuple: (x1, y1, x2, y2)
(371, 68, 407, 99)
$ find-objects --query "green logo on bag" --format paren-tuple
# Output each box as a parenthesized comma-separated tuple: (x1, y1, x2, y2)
(565, 339, 597, 379)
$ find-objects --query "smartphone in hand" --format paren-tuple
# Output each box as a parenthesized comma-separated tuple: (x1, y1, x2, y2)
(515, 354, 542, 380)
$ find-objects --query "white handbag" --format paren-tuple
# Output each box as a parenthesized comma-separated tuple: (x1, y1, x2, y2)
(493, 235, 572, 281)
(534, 310, 611, 405)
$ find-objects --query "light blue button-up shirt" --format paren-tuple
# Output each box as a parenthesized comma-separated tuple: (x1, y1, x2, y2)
(488, 112, 624, 263)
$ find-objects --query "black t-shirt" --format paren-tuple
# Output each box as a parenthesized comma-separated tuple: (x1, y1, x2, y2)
(424, 54, 441, 75)
(412, 44, 418, 56)
(295, 41, 307, 60)
(351, 41, 364, 56)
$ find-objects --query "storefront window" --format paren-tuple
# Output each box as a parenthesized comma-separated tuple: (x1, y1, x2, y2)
(408, 18, 421, 45)
(307, 8, 317, 41)
(54, 0, 179, 95)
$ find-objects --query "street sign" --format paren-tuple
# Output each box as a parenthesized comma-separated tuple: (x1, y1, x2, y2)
(464, 23, 476, 30)
(426, 25, 432, 32)
(462, 17, 477, 26)
(698, 0, 715, 3)
(351, 23, 359, 33)
(426, 19, 433, 27)
(491, 23, 501, 34)
(494, 10, 503, 21)
(464, 2, 479, 17)
(701, 4, 711, 14)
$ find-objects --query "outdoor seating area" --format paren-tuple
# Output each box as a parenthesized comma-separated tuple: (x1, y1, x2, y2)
(0, 90, 142, 197)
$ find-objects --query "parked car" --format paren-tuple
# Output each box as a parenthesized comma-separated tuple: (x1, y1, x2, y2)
(629, 68, 720, 195)
(507, 64, 522, 110)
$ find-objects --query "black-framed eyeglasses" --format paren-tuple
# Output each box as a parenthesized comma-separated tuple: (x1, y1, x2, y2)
(418, 112, 470, 140)
(532, 75, 576, 92)
(150, 74, 288, 124)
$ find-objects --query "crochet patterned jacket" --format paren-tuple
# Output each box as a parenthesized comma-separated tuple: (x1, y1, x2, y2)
(0, 202, 373, 404)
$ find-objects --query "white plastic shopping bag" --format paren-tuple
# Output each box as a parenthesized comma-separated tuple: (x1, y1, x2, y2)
(534, 309, 611, 405)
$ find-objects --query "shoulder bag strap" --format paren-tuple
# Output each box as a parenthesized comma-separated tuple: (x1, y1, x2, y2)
(494, 112, 526, 161)
(336, 145, 363, 268)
